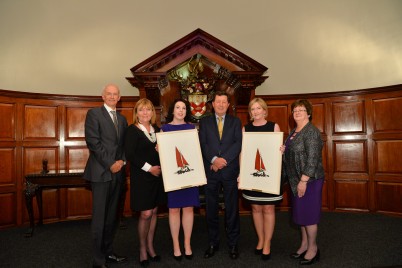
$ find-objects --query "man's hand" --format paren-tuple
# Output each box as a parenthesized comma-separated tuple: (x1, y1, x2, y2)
(110, 160, 124, 173)
(213, 157, 227, 169)
(210, 164, 219, 172)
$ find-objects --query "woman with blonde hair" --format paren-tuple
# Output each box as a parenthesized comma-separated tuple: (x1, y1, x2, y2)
(242, 98, 283, 261)
(125, 98, 166, 267)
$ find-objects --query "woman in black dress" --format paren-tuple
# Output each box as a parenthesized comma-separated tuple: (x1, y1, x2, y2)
(125, 98, 166, 266)
(242, 98, 283, 261)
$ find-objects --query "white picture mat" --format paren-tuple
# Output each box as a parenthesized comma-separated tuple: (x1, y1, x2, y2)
(156, 129, 206, 192)
(238, 132, 283, 195)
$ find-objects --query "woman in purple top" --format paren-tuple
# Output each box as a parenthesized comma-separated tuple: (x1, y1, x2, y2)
(161, 99, 200, 261)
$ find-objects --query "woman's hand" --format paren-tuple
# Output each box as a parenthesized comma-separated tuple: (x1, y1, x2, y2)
(279, 145, 286, 154)
(297, 175, 309, 197)
(149, 165, 161, 177)
(297, 181, 307, 197)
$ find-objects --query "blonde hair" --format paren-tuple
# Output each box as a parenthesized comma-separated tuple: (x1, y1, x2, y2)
(133, 98, 156, 125)
(248, 98, 268, 120)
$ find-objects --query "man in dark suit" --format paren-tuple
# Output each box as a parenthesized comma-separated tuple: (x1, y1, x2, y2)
(83, 84, 128, 268)
(199, 91, 242, 260)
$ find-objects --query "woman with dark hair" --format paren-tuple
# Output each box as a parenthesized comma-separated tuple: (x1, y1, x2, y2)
(161, 99, 200, 261)
(283, 99, 325, 265)
(125, 98, 166, 267)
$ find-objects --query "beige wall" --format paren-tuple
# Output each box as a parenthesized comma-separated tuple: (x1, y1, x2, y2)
(1, 0, 401, 96)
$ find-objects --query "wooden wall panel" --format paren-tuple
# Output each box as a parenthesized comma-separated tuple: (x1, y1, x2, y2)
(312, 103, 325, 133)
(0, 103, 15, 140)
(372, 97, 402, 132)
(0, 148, 15, 185)
(66, 146, 89, 170)
(267, 105, 289, 134)
(23, 147, 58, 174)
(335, 181, 369, 211)
(24, 105, 58, 140)
(41, 189, 60, 221)
(332, 100, 365, 134)
(66, 188, 92, 218)
(0, 192, 17, 227)
(374, 140, 402, 173)
(66, 107, 90, 139)
(118, 107, 135, 125)
(334, 141, 367, 173)
(235, 106, 248, 126)
(375, 182, 402, 214)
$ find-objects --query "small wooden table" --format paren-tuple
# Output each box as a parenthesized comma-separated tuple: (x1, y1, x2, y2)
(24, 170, 88, 237)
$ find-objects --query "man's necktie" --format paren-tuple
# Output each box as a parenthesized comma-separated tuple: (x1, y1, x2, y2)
(110, 111, 118, 135)
(218, 116, 223, 139)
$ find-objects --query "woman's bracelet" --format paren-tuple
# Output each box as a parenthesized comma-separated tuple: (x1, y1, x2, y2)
(300, 180, 308, 183)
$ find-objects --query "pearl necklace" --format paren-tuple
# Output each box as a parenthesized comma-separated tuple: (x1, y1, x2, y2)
(138, 123, 156, 143)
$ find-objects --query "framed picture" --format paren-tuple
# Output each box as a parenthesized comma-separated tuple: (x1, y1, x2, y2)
(238, 132, 283, 195)
(156, 129, 207, 192)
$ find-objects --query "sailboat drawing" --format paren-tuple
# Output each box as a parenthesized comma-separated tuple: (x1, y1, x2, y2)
(175, 147, 194, 175)
(251, 149, 269, 177)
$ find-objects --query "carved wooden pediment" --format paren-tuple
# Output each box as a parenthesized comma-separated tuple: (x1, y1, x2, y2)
(126, 28, 268, 121)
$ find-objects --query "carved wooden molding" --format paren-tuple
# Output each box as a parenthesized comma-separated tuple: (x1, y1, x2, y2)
(126, 29, 268, 120)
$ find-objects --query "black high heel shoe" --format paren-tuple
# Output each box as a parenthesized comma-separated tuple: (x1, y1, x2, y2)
(290, 250, 307, 259)
(254, 248, 263, 255)
(139, 259, 149, 267)
(173, 254, 183, 261)
(300, 249, 320, 265)
(147, 253, 161, 262)
(184, 253, 193, 260)
(261, 253, 271, 260)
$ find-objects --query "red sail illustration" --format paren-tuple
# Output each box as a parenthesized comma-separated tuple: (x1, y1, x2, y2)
(176, 147, 189, 167)
(255, 149, 266, 171)
(251, 149, 268, 177)
(175, 147, 193, 174)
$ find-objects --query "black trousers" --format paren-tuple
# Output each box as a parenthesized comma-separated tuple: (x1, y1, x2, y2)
(205, 175, 240, 248)
(90, 178, 123, 265)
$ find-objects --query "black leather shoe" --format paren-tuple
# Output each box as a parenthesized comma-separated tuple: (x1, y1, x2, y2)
(290, 250, 307, 259)
(254, 248, 263, 255)
(93, 265, 109, 268)
(300, 249, 320, 265)
(106, 253, 127, 263)
(229, 245, 239, 259)
(204, 245, 219, 258)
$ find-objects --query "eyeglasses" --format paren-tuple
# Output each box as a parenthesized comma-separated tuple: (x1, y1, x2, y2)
(292, 109, 307, 114)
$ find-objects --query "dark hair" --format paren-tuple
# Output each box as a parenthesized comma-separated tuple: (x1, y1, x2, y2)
(165, 99, 192, 123)
(291, 99, 313, 121)
(212, 90, 230, 102)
